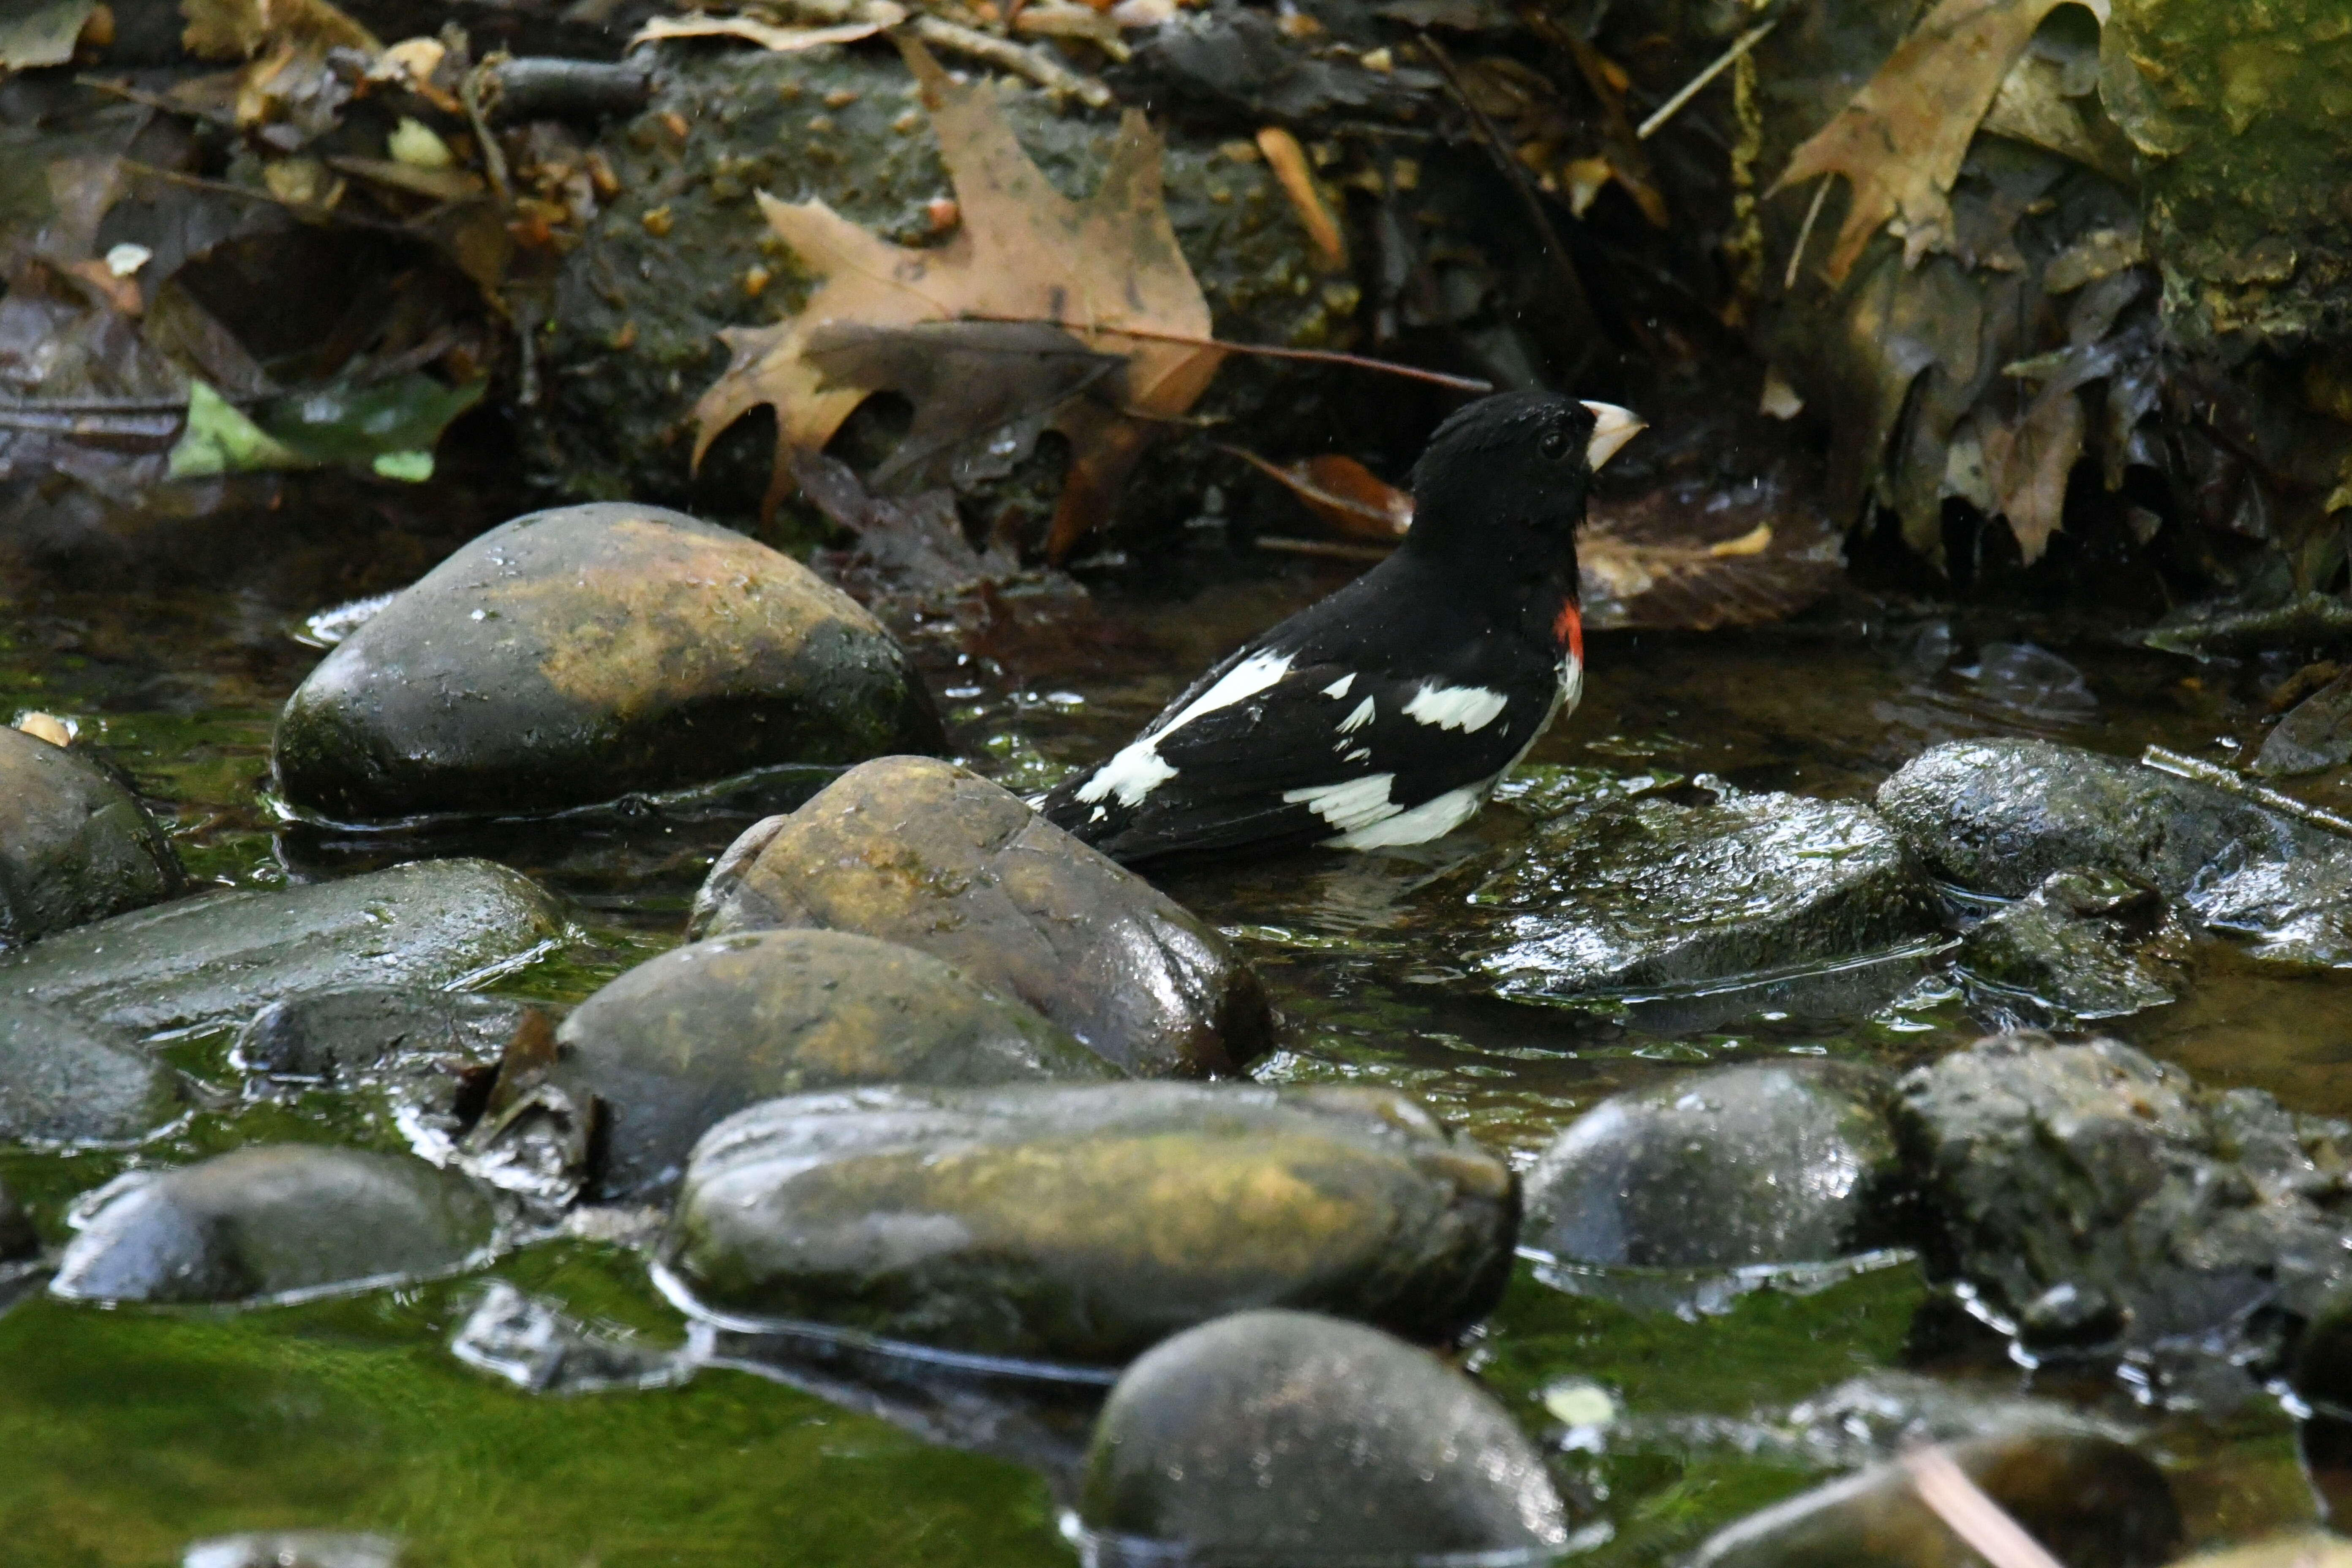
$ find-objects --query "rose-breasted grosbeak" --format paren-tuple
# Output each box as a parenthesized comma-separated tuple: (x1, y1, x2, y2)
(1038, 390, 1642, 864)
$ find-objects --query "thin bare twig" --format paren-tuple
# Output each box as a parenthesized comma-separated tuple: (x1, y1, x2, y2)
(901, 16, 1111, 108)
(1638, 18, 1777, 140)
(952, 313, 1496, 392)
(2141, 745, 2352, 841)
(1904, 1446, 2065, 1568)
(459, 60, 513, 205)
(1252, 534, 1397, 562)
(1783, 174, 1831, 291)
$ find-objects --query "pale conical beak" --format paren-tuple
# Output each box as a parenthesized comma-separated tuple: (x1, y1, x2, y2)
(1581, 401, 1645, 470)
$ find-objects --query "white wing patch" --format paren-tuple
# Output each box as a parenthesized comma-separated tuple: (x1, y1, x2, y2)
(1157, 650, 1293, 740)
(1321, 673, 1356, 699)
(1337, 696, 1376, 733)
(1403, 681, 1508, 733)
(1075, 739, 1179, 808)
(1283, 773, 1399, 833)
(1330, 781, 1490, 849)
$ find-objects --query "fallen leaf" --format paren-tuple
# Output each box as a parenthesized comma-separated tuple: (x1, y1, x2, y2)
(793, 446, 1026, 601)
(1579, 477, 1846, 631)
(1979, 387, 2085, 564)
(1228, 446, 1412, 539)
(168, 378, 302, 476)
(180, 0, 376, 59)
(0, 0, 96, 72)
(1769, 0, 2112, 284)
(689, 35, 1224, 561)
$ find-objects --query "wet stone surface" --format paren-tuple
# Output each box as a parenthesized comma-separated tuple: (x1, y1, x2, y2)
(1079, 1309, 1568, 1559)
(1958, 868, 2184, 1022)
(549, 927, 1122, 1199)
(0, 859, 569, 1036)
(1452, 787, 1940, 998)
(1690, 1431, 2182, 1568)
(1520, 1060, 1903, 1270)
(690, 756, 1275, 1078)
(1895, 1032, 2352, 1349)
(661, 1082, 1516, 1365)
(51, 1144, 498, 1306)
(0, 724, 184, 948)
(273, 504, 944, 822)
(231, 986, 539, 1079)
(0, 1002, 181, 1144)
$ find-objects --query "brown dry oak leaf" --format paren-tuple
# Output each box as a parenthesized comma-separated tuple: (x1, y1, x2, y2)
(689, 35, 1224, 561)
(1769, 0, 2111, 286)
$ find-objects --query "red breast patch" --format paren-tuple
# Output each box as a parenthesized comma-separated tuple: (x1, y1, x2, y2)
(1552, 601, 1584, 665)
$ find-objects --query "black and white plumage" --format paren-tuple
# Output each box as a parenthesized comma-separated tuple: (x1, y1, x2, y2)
(1038, 390, 1642, 865)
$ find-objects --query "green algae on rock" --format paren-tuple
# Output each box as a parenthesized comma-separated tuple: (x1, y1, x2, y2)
(0, 1002, 181, 1145)
(272, 504, 943, 822)
(1456, 789, 1939, 998)
(689, 757, 1274, 1078)
(1080, 1309, 1567, 1559)
(0, 859, 567, 1035)
(1958, 868, 2182, 1021)
(1522, 1060, 1903, 1271)
(50, 1145, 498, 1306)
(545, 928, 1122, 1199)
(0, 724, 184, 949)
(659, 1082, 1516, 1366)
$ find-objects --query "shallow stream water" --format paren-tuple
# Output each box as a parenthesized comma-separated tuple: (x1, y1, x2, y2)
(0, 517, 2341, 1564)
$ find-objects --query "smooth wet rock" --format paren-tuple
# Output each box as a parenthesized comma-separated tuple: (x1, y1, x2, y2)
(1895, 1032, 2352, 1347)
(1691, 1431, 2180, 1568)
(1521, 1060, 1902, 1269)
(0, 724, 184, 948)
(1456, 789, 1939, 997)
(2256, 669, 2352, 777)
(0, 859, 567, 1034)
(0, 1176, 33, 1260)
(661, 1082, 1516, 1364)
(551, 928, 1122, 1198)
(232, 986, 536, 1077)
(0, 1002, 180, 1143)
(1958, 868, 2183, 1021)
(52, 1144, 497, 1305)
(688, 757, 1274, 1078)
(272, 504, 944, 821)
(1080, 1310, 1567, 1558)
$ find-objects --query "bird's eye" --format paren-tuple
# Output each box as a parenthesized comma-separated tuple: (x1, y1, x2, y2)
(1540, 426, 1572, 461)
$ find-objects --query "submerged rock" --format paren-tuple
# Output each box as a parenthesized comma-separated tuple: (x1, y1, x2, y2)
(52, 1144, 497, 1305)
(1895, 1032, 2352, 1347)
(2256, 669, 2352, 778)
(1879, 738, 2352, 964)
(0, 859, 567, 1034)
(661, 1082, 1515, 1364)
(1521, 1060, 1902, 1269)
(689, 757, 1274, 1078)
(1691, 1431, 2180, 1568)
(551, 928, 1121, 1198)
(0, 724, 183, 948)
(232, 986, 537, 1078)
(1958, 868, 2183, 1021)
(1456, 789, 1938, 998)
(0, 1002, 180, 1143)
(272, 504, 944, 822)
(1079, 1310, 1567, 1558)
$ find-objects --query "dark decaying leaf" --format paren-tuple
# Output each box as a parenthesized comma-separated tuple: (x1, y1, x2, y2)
(793, 447, 1025, 602)
(1225, 446, 1413, 539)
(1579, 472, 1846, 632)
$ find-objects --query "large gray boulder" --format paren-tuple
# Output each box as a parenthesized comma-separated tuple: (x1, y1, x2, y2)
(51, 1144, 498, 1305)
(1080, 1310, 1568, 1558)
(1456, 789, 1940, 998)
(272, 504, 943, 821)
(0, 860, 567, 1035)
(660, 1082, 1516, 1365)
(0, 725, 183, 948)
(546, 928, 1122, 1197)
(689, 757, 1275, 1078)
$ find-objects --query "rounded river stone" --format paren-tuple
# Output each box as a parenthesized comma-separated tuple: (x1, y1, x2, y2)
(232, 985, 539, 1077)
(1081, 1309, 1568, 1557)
(1522, 1059, 1902, 1269)
(272, 502, 945, 820)
(0, 1002, 180, 1143)
(660, 1081, 1516, 1365)
(51, 1144, 498, 1305)
(1692, 1431, 2180, 1568)
(0, 858, 566, 1035)
(0, 724, 183, 948)
(688, 756, 1275, 1078)
(554, 928, 1122, 1198)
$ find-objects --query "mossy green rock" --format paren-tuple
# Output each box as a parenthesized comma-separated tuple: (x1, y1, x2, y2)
(1693, 1431, 2180, 1568)
(0, 726, 182, 948)
(0, 859, 566, 1035)
(1522, 1060, 1902, 1269)
(1458, 790, 1938, 997)
(661, 1082, 1516, 1365)
(689, 757, 1275, 1078)
(272, 504, 943, 821)
(1080, 1310, 1568, 1557)
(0, 1002, 180, 1144)
(49, 1145, 497, 1305)
(552, 928, 1122, 1198)
(1959, 868, 2180, 1021)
